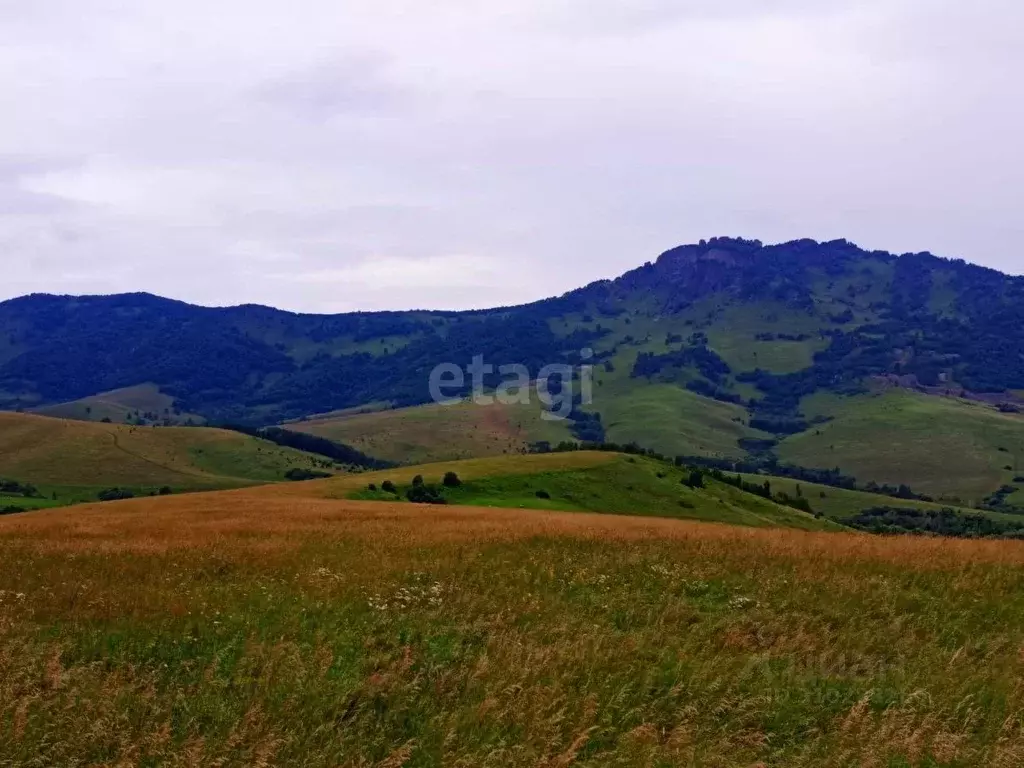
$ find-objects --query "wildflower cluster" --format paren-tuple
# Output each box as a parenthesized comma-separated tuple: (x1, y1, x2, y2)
(367, 573, 446, 613)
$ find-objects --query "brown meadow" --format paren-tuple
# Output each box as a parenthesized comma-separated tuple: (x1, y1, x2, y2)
(4, 479, 1024, 766)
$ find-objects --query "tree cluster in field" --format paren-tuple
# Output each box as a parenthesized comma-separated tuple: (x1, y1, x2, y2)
(97, 488, 135, 501)
(981, 484, 1024, 515)
(0, 479, 41, 498)
(843, 506, 1024, 539)
(567, 408, 605, 443)
(368, 471, 462, 505)
(95, 486, 174, 501)
(284, 468, 332, 481)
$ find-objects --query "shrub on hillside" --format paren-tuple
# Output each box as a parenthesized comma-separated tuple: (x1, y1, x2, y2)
(284, 468, 331, 481)
(406, 484, 446, 505)
(220, 425, 394, 470)
(381, 480, 397, 494)
(682, 470, 704, 489)
(843, 506, 1024, 538)
(0, 479, 40, 498)
(442, 471, 462, 488)
(776, 492, 814, 514)
(97, 488, 135, 502)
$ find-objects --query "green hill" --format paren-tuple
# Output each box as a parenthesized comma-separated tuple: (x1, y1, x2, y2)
(325, 448, 1016, 536)
(0, 412, 339, 507)
(777, 388, 1024, 504)
(314, 452, 842, 532)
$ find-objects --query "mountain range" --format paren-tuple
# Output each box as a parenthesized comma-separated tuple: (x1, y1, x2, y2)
(4, 236, 1024, 505)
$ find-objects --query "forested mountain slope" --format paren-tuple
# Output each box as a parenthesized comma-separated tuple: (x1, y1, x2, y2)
(4, 237, 1024, 499)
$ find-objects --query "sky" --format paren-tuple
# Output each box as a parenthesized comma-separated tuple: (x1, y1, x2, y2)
(1, 0, 1022, 313)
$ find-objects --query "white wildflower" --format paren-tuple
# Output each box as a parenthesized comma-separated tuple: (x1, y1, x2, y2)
(728, 596, 757, 609)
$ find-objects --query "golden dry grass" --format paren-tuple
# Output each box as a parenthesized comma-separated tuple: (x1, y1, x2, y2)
(4, 479, 1024, 765)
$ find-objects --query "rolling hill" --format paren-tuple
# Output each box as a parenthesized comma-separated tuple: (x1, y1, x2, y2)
(0, 411, 339, 506)
(4, 236, 1024, 501)
(287, 397, 572, 465)
(312, 451, 842, 532)
(777, 387, 1024, 505)
(32, 383, 204, 425)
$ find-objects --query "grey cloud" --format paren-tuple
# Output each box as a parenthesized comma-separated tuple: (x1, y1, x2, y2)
(0, 0, 1021, 313)
(257, 54, 414, 119)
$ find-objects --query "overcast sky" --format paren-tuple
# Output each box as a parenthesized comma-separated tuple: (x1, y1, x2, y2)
(1, 1, 1021, 312)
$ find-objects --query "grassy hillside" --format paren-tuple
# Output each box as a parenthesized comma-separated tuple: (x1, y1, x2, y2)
(33, 383, 203, 425)
(777, 389, 1024, 504)
(345, 452, 839, 531)
(5, 482, 1024, 764)
(335, 450, 1017, 533)
(0, 412, 337, 504)
(734, 471, 1022, 523)
(288, 398, 572, 465)
(597, 382, 766, 458)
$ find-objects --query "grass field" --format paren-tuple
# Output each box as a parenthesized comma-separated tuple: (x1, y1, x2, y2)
(5, 477, 1024, 765)
(597, 382, 768, 459)
(346, 452, 839, 531)
(289, 398, 572, 465)
(779, 389, 1024, 504)
(0, 412, 337, 504)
